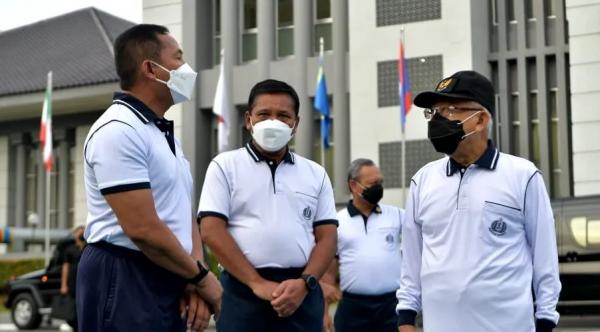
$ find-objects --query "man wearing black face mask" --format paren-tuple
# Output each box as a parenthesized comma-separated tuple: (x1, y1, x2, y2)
(321, 159, 404, 332)
(396, 71, 561, 332)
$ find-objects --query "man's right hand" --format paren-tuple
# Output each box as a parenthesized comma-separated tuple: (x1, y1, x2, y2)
(195, 272, 223, 319)
(249, 278, 280, 301)
(398, 325, 417, 332)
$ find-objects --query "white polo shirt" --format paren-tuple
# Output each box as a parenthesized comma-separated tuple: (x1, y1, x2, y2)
(396, 142, 561, 332)
(83, 93, 194, 253)
(198, 142, 338, 269)
(337, 201, 403, 295)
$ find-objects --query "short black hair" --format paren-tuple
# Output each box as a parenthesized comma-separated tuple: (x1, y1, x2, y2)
(247, 79, 300, 115)
(114, 24, 169, 90)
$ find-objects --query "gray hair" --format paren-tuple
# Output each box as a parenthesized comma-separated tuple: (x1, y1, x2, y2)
(347, 158, 376, 182)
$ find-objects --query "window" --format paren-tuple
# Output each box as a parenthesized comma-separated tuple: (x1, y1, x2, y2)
(508, 60, 519, 155)
(380, 140, 443, 188)
(376, 0, 441, 27)
(377, 55, 443, 108)
(25, 147, 37, 224)
(213, 0, 221, 65)
(277, 0, 294, 58)
(314, 0, 332, 54)
(506, 0, 516, 22)
(525, 0, 535, 20)
(570, 217, 600, 247)
(242, 0, 258, 62)
(544, 0, 556, 18)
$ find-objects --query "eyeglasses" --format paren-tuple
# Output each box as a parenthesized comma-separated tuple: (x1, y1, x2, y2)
(423, 105, 484, 120)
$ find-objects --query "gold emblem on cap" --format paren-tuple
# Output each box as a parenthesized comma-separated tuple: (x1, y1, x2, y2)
(436, 78, 453, 91)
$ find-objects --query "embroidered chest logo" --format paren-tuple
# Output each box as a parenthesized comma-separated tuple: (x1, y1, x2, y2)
(489, 218, 507, 236)
(302, 207, 313, 220)
(385, 233, 394, 244)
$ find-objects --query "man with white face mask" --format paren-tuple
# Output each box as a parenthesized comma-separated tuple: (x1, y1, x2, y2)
(79, 24, 222, 332)
(396, 71, 561, 332)
(199, 79, 338, 332)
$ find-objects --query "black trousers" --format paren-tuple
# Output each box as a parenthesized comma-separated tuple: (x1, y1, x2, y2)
(334, 291, 398, 332)
(217, 268, 324, 332)
(76, 242, 187, 332)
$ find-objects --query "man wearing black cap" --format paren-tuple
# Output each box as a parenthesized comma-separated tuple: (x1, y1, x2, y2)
(396, 70, 561, 332)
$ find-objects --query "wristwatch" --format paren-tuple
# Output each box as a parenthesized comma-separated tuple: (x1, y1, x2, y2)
(301, 274, 318, 291)
(187, 260, 209, 284)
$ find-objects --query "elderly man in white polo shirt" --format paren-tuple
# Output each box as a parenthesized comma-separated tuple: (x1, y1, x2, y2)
(79, 24, 221, 332)
(321, 158, 404, 332)
(396, 70, 561, 332)
(199, 79, 338, 332)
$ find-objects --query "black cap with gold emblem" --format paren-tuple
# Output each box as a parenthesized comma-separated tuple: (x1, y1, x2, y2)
(413, 70, 496, 116)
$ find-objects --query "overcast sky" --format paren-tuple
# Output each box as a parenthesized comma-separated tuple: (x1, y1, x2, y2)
(0, 0, 142, 31)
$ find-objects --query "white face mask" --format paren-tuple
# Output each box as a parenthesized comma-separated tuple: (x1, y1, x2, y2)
(251, 119, 294, 152)
(151, 61, 198, 104)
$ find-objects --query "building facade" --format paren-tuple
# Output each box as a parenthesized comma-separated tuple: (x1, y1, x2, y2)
(1, 0, 599, 253)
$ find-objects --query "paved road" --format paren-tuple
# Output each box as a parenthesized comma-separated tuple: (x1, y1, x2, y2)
(1, 312, 599, 331)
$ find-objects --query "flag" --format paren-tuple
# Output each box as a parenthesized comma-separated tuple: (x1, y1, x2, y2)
(40, 72, 53, 171)
(314, 46, 330, 150)
(398, 39, 412, 131)
(213, 50, 230, 153)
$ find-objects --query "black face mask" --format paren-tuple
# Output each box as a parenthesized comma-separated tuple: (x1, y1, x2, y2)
(427, 112, 481, 155)
(361, 184, 384, 205)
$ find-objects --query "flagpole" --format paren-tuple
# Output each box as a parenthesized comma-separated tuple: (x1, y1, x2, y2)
(43, 71, 52, 267)
(319, 37, 326, 168)
(400, 28, 407, 207)
(44, 166, 51, 266)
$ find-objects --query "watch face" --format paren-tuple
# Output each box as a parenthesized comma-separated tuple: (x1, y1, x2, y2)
(306, 275, 318, 290)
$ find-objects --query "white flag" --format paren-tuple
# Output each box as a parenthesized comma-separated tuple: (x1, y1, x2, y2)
(213, 49, 230, 152)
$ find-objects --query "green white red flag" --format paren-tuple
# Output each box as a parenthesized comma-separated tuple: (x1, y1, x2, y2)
(40, 72, 53, 171)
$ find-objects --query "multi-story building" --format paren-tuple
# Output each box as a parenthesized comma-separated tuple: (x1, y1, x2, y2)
(1, 0, 599, 253)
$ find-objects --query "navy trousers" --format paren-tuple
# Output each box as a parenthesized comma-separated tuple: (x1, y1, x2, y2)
(217, 268, 324, 332)
(76, 242, 187, 332)
(334, 291, 398, 332)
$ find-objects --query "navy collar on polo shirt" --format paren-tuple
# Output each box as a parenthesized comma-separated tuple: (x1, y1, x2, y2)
(347, 199, 382, 217)
(446, 140, 500, 176)
(245, 141, 295, 164)
(112, 92, 176, 155)
(347, 199, 381, 231)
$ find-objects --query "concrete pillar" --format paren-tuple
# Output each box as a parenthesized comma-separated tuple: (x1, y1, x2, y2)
(222, 0, 240, 149)
(257, 0, 275, 79)
(332, 0, 349, 201)
(181, 0, 214, 203)
(0, 136, 9, 228)
(11, 134, 28, 228)
(293, 0, 313, 159)
(55, 129, 70, 229)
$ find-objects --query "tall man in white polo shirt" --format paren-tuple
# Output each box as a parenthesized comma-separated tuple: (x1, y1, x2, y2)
(396, 71, 561, 332)
(321, 159, 403, 332)
(199, 79, 338, 332)
(78, 24, 222, 332)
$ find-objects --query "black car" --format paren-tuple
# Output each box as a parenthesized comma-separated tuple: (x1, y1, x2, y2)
(554, 195, 600, 314)
(3, 236, 75, 330)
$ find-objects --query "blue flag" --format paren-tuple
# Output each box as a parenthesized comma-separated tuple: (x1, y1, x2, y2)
(314, 57, 330, 150)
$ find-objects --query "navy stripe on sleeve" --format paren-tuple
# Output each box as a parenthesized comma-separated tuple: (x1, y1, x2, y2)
(198, 211, 229, 223)
(100, 182, 151, 195)
(313, 219, 339, 228)
(397, 309, 417, 326)
(536, 319, 556, 332)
